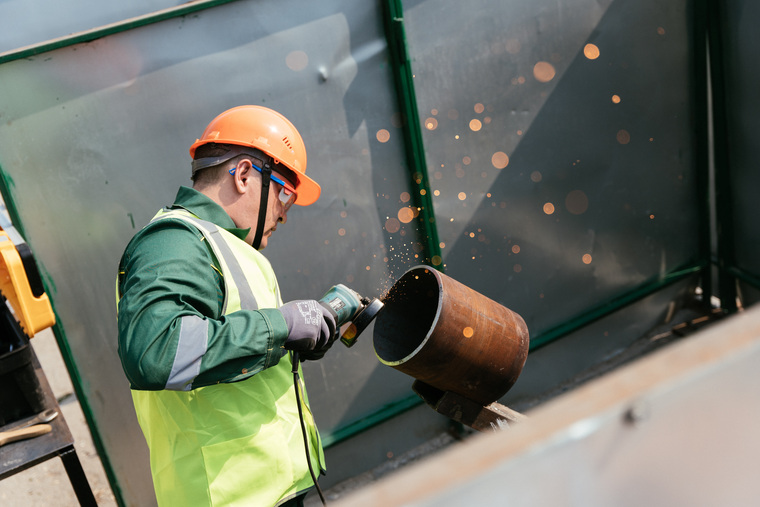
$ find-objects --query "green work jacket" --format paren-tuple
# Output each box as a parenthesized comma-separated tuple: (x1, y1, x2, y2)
(116, 187, 324, 506)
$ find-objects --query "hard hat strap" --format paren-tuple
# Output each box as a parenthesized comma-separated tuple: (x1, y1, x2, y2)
(251, 161, 272, 250)
(192, 145, 270, 175)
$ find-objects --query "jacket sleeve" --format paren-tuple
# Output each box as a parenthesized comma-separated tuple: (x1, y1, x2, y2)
(116, 219, 290, 391)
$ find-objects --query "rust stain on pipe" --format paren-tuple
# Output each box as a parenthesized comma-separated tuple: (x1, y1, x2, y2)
(373, 266, 529, 405)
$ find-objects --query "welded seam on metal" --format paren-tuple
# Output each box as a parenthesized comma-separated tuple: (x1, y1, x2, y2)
(384, 0, 443, 271)
(529, 262, 708, 351)
(0, 0, 241, 64)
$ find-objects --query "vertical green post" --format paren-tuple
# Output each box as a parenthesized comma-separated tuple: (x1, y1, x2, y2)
(706, 0, 737, 313)
(382, 0, 444, 270)
(691, 0, 712, 311)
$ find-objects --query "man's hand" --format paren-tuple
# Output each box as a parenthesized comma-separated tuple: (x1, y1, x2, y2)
(279, 300, 337, 355)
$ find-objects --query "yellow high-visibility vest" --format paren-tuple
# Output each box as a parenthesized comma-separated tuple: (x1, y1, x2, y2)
(125, 209, 324, 506)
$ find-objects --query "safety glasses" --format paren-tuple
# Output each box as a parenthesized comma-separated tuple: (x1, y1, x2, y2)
(230, 163, 297, 208)
(275, 183, 296, 209)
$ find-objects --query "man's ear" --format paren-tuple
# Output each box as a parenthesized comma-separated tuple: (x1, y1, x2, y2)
(233, 159, 254, 194)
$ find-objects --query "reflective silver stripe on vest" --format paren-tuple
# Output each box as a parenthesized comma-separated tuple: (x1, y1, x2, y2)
(183, 216, 258, 312)
(166, 315, 208, 391)
(151, 212, 258, 312)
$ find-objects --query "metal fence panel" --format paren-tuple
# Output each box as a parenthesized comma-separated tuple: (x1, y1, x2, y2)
(403, 0, 703, 340)
(0, 0, 716, 503)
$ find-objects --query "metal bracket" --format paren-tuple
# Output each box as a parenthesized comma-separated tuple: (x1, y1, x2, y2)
(413, 380, 527, 433)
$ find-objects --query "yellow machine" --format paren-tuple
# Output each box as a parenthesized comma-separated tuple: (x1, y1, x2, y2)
(0, 211, 55, 337)
(0, 205, 55, 428)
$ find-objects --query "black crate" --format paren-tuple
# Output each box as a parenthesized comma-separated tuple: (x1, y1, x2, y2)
(0, 343, 46, 427)
(0, 294, 46, 427)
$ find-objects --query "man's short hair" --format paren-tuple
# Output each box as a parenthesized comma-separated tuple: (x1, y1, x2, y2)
(192, 143, 228, 186)
(191, 143, 266, 187)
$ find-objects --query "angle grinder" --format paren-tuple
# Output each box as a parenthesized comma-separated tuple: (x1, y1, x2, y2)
(318, 284, 384, 347)
(292, 284, 383, 505)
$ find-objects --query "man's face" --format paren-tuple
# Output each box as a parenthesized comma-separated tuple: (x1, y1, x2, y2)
(244, 164, 297, 249)
(255, 180, 288, 249)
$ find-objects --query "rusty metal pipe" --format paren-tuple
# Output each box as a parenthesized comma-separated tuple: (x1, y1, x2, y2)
(373, 266, 529, 405)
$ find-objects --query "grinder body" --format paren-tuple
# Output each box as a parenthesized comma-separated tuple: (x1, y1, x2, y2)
(318, 284, 384, 347)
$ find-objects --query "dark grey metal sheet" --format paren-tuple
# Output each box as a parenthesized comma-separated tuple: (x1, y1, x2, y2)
(718, 0, 760, 305)
(403, 0, 702, 337)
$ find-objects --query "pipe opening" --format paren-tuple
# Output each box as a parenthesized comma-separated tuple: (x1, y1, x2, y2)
(374, 267, 440, 364)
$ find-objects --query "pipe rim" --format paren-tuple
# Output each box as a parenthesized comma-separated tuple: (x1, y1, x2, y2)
(374, 265, 442, 366)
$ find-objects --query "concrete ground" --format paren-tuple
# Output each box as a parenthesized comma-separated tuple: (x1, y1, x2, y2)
(0, 328, 117, 507)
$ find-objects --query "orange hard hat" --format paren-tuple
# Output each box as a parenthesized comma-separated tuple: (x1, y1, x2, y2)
(189, 105, 321, 206)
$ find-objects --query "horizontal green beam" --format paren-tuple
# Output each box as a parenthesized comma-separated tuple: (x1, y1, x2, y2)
(321, 393, 422, 448)
(529, 261, 708, 351)
(0, 0, 240, 64)
(725, 265, 760, 291)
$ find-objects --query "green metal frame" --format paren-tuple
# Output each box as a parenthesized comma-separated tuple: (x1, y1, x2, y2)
(0, 0, 242, 64)
(692, 0, 713, 310)
(383, 0, 443, 270)
(529, 262, 707, 351)
(725, 266, 760, 292)
(320, 393, 421, 448)
(339, 0, 713, 440)
(706, 0, 740, 311)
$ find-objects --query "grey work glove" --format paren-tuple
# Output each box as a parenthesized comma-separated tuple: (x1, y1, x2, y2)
(299, 302, 341, 361)
(280, 300, 337, 356)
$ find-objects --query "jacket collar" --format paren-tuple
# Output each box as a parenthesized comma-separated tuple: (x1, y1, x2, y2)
(170, 186, 251, 241)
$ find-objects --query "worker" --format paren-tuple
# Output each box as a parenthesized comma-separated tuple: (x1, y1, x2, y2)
(116, 105, 336, 506)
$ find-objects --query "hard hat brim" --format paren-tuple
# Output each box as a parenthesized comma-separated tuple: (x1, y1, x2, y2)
(293, 172, 321, 206)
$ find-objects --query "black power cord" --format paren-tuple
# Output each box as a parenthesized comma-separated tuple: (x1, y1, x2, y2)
(291, 351, 327, 505)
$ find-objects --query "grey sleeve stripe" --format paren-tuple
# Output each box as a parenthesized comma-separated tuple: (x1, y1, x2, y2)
(165, 315, 209, 391)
